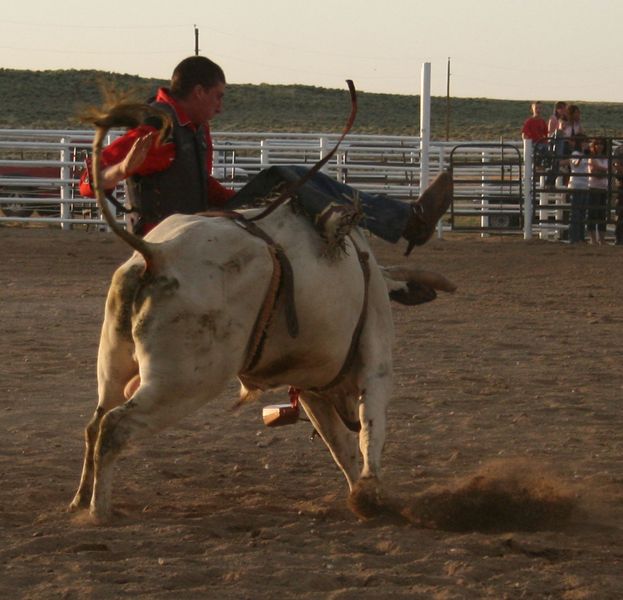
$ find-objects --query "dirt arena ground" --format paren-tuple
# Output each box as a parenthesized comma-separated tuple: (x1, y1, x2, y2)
(1, 226, 622, 599)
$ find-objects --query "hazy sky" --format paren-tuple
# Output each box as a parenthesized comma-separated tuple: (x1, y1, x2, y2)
(3, 0, 622, 104)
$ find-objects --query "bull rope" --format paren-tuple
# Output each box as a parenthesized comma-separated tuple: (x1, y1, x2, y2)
(195, 209, 299, 374)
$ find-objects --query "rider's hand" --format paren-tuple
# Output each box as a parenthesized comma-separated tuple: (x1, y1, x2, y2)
(121, 132, 156, 177)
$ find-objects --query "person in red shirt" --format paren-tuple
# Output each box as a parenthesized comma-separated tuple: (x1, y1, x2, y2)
(81, 55, 451, 251)
(521, 101, 551, 176)
(80, 56, 234, 235)
(521, 101, 548, 143)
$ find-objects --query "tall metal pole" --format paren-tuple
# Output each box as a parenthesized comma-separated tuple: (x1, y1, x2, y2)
(194, 25, 199, 56)
(420, 62, 431, 192)
(523, 138, 533, 240)
(445, 57, 451, 142)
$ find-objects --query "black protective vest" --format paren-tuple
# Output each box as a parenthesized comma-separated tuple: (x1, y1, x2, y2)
(129, 101, 209, 223)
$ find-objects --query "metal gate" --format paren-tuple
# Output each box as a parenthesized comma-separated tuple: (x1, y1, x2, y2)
(449, 143, 523, 232)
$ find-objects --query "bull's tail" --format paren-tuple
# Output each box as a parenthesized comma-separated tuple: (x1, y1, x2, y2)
(88, 103, 170, 271)
(381, 265, 457, 306)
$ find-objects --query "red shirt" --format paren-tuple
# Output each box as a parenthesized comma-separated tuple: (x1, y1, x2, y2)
(521, 116, 548, 143)
(80, 88, 234, 207)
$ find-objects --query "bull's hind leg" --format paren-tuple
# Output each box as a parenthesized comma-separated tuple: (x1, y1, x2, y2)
(88, 385, 176, 523)
(69, 336, 136, 512)
(88, 375, 229, 523)
(299, 393, 360, 489)
(69, 406, 107, 511)
(89, 399, 140, 523)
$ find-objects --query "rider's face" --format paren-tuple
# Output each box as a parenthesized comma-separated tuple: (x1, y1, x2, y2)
(187, 82, 226, 125)
(198, 82, 225, 122)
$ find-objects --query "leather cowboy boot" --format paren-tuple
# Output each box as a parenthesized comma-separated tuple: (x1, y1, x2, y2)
(402, 171, 453, 255)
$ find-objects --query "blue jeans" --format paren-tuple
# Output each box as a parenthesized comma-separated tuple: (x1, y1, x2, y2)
(546, 131, 568, 186)
(587, 189, 608, 233)
(227, 165, 411, 243)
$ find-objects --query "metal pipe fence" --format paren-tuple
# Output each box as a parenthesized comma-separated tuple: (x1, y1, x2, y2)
(0, 129, 450, 230)
(9, 128, 615, 241)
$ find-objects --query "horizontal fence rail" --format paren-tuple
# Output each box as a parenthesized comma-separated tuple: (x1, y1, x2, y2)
(0, 129, 118, 229)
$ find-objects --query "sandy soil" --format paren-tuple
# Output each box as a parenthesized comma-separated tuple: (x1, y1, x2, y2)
(1, 225, 622, 599)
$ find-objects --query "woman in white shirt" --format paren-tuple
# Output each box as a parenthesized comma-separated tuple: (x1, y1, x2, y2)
(587, 138, 610, 245)
(547, 101, 567, 137)
(559, 104, 583, 138)
(545, 101, 568, 187)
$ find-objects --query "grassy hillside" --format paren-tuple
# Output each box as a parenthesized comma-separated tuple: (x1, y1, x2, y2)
(1, 68, 622, 140)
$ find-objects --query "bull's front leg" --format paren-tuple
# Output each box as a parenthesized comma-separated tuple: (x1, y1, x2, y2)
(299, 392, 360, 490)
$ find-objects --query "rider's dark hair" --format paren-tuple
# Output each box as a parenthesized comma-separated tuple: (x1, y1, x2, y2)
(170, 56, 226, 98)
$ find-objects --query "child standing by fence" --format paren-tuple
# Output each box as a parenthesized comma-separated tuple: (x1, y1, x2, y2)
(567, 135, 589, 243)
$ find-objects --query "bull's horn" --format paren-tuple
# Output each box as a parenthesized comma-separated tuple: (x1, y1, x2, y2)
(382, 266, 457, 293)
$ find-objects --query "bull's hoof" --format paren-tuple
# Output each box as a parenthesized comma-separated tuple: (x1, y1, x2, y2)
(89, 504, 113, 526)
(347, 478, 385, 520)
(68, 492, 90, 512)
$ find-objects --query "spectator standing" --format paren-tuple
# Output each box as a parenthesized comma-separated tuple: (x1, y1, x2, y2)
(522, 101, 548, 169)
(559, 104, 583, 138)
(522, 101, 548, 143)
(545, 101, 568, 187)
(612, 146, 623, 245)
(587, 137, 610, 245)
(567, 135, 589, 243)
(547, 101, 567, 137)
(550, 104, 583, 188)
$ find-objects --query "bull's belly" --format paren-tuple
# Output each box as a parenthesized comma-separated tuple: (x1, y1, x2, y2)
(244, 341, 353, 389)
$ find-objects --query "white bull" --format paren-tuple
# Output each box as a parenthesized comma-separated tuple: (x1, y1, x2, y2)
(69, 103, 455, 524)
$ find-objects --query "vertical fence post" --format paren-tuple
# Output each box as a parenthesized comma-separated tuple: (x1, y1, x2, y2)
(419, 62, 431, 194)
(319, 136, 329, 173)
(437, 145, 445, 239)
(336, 150, 346, 183)
(523, 138, 533, 240)
(59, 137, 71, 231)
(480, 150, 489, 235)
(537, 171, 546, 235)
(101, 134, 116, 232)
(260, 139, 270, 169)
